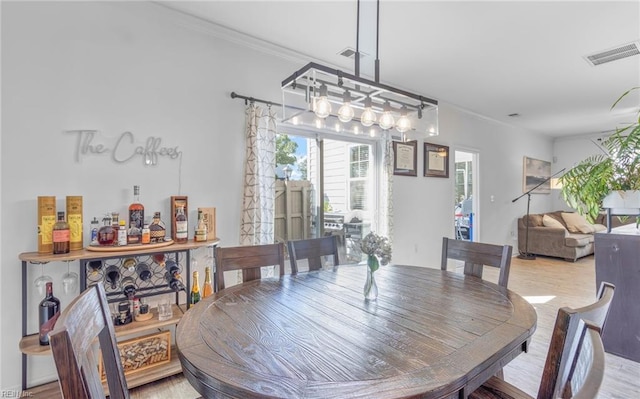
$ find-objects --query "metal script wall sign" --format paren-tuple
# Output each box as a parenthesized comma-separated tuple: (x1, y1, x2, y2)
(67, 130, 181, 166)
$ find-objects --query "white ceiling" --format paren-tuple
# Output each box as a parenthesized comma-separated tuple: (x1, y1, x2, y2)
(159, 0, 640, 138)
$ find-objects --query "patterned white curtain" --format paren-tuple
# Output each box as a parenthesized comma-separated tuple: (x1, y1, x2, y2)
(377, 133, 394, 244)
(239, 104, 277, 246)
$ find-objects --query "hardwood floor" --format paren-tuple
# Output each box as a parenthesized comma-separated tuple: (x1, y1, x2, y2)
(130, 255, 640, 399)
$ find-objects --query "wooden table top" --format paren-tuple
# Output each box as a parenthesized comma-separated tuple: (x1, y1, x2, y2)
(176, 265, 537, 399)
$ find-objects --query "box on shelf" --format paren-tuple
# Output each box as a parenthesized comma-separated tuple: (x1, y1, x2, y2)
(99, 330, 171, 381)
(198, 207, 216, 240)
(38, 196, 56, 254)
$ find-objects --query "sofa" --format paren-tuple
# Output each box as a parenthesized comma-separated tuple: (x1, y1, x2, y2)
(517, 211, 616, 262)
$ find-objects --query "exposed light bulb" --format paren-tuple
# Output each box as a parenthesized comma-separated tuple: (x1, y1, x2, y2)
(369, 128, 376, 137)
(395, 106, 411, 133)
(313, 83, 331, 119)
(334, 122, 341, 132)
(428, 126, 438, 136)
(291, 116, 300, 125)
(379, 101, 395, 130)
(360, 96, 376, 127)
(353, 125, 360, 135)
(315, 118, 324, 129)
(338, 90, 354, 123)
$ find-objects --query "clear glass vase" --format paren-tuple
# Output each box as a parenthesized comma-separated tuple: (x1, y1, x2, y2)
(364, 256, 379, 300)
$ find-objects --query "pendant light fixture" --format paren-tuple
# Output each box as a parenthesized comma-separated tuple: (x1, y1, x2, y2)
(281, 0, 438, 138)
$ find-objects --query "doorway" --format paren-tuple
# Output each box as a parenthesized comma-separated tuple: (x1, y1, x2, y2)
(454, 150, 478, 241)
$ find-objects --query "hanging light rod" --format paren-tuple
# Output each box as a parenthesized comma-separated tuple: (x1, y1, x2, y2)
(230, 92, 282, 107)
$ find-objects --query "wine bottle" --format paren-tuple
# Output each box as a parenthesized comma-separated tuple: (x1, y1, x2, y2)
(202, 266, 213, 298)
(165, 260, 181, 279)
(52, 211, 70, 254)
(165, 272, 185, 292)
(105, 265, 121, 289)
(135, 262, 152, 281)
(121, 276, 137, 299)
(190, 271, 201, 305)
(128, 185, 144, 244)
(39, 282, 61, 346)
(175, 206, 188, 243)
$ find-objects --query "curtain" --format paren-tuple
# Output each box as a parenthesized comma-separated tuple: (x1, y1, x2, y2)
(239, 104, 277, 246)
(377, 132, 394, 244)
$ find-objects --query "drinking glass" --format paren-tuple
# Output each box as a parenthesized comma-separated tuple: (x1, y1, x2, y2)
(34, 264, 53, 296)
(62, 261, 79, 294)
(157, 295, 173, 321)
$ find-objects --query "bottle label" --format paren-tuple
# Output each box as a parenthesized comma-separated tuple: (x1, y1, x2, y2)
(67, 214, 82, 244)
(52, 229, 70, 243)
(195, 229, 207, 242)
(40, 215, 56, 245)
(176, 221, 188, 239)
(141, 229, 150, 244)
(129, 209, 144, 229)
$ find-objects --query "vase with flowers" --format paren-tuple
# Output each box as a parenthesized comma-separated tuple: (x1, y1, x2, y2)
(360, 232, 392, 300)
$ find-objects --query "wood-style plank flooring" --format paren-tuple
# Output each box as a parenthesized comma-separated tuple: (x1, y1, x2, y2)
(130, 255, 640, 398)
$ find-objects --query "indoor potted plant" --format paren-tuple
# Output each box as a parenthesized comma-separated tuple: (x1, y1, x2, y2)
(559, 88, 640, 223)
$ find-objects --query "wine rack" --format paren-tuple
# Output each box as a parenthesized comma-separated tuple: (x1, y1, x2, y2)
(19, 239, 219, 394)
(83, 251, 186, 304)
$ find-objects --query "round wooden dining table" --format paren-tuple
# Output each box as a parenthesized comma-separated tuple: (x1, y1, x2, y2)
(177, 265, 537, 399)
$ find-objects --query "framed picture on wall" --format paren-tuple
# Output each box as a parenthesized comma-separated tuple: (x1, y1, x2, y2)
(523, 157, 551, 194)
(393, 140, 418, 176)
(423, 142, 449, 178)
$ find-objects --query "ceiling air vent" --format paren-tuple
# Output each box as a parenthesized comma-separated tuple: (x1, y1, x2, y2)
(338, 47, 367, 59)
(585, 42, 640, 66)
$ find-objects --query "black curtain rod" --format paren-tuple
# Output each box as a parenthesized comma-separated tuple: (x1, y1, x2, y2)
(230, 92, 282, 107)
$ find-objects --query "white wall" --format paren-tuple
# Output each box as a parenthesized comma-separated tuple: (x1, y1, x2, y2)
(1, 1, 555, 390)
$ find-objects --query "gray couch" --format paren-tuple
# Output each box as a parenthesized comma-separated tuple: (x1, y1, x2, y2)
(516, 211, 633, 262)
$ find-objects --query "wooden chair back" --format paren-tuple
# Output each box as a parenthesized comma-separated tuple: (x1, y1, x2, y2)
(288, 236, 340, 274)
(50, 283, 128, 399)
(564, 320, 606, 399)
(441, 237, 513, 288)
(538, 282, 615, 399)
(215, 242, 285, 291)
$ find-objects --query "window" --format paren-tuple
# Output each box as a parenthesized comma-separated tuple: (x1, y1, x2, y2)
(349, 145, 370, 210)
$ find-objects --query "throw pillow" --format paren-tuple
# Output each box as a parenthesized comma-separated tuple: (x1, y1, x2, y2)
(593, 224, 608, 233)
(543, 214, 567, 230)
(561, 212, 595, 234)
(525, 214, 543, 227)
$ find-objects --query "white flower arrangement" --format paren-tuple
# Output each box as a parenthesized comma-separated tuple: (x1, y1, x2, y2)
(360, 232, 392, 272)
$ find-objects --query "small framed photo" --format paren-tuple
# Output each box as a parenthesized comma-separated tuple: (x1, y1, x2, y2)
(423, 142, 449, 178)
(170, 196, 188, 241)
(393, 140, 418, 176)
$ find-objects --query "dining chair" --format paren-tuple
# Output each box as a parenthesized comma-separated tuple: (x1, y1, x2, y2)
(49, 283, 129, 399)
(287, 235, 340, 274)
(441, 237, 513, 288)
(470, 281, 615, 399)
(215, 242, 285, 291)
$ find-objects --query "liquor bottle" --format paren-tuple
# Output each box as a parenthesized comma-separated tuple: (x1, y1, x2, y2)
(121, 276, 137, 299)
(123, 258, 136, 272)
(97, 215, 116, 246)
(175, 206, 188, 243)
(117, 220, 127, 246)
(52, 212, 70, 255)
(141, 223, 151, 244)
(202, 266, 213, 298)
(149, 212, 166, 243)
(194, 210, 208, 242)
(88, 260, 102, 276)
(128, 185, 144, 229)
(90, 217, 100, 245)
(39, 282, 60, 345)
(190, 271, 201, 305)
(105, 265, 121, 289)
(135, 262, 152, 281)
